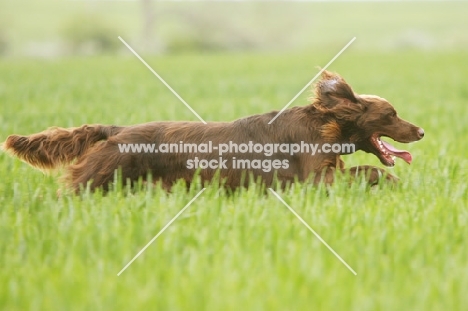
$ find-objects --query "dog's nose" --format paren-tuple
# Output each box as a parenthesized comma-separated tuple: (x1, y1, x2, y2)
(417, 127, 425, 139)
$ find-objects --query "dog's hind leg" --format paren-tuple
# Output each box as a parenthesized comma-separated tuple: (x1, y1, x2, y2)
(66, 141, 126, 193)
(66, 139, 164, 193)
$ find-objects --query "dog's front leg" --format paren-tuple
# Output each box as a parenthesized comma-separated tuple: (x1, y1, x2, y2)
(346, 165, 398, 186)
(312, 167, 337, 186)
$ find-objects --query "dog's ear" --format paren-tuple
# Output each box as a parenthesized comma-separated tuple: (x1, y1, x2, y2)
(314, 71, 358, 108)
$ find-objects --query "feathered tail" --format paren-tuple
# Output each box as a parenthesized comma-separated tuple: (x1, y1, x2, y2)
(1, 125, 124, 169)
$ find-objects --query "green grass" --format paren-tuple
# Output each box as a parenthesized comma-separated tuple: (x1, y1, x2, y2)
(0, 50, 467, 311)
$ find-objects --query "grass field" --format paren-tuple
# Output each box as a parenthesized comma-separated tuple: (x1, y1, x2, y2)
(1, 50, 467, 310)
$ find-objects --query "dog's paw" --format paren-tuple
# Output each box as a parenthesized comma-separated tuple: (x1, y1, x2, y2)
(369, 168, 399, 186)
(384, 172, 399, 184)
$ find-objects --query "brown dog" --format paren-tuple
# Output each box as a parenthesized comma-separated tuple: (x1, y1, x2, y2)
(2, 71, 424, 192)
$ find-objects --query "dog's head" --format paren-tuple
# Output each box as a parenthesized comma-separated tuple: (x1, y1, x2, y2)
(314, 71, 424, 167)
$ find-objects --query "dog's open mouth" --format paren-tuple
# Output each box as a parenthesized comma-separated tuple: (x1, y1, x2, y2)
(370, 134, 412, 166)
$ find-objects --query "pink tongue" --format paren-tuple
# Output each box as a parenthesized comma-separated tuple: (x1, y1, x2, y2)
(381, 140, 412, 164)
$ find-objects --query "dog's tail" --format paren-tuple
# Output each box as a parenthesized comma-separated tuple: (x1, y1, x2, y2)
(1, 125, 124, 170)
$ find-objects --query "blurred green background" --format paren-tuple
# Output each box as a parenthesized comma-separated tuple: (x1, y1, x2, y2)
(1, 1, 467, 57)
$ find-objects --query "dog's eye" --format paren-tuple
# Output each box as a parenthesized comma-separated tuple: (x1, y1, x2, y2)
(388, 111, 397, 118)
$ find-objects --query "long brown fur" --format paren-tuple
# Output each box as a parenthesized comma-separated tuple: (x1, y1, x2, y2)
(2, 125, 124, 170)
(2, 71, 424, 193)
